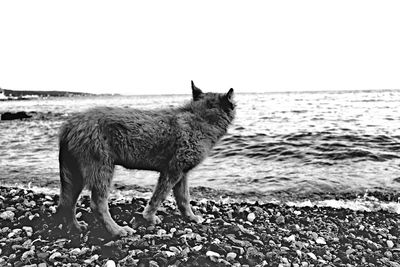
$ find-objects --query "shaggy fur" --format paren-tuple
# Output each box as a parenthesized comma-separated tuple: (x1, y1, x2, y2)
(57, 81, 235, 237)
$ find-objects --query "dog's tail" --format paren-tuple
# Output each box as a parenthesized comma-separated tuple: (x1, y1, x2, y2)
(58, 140, 85, 209)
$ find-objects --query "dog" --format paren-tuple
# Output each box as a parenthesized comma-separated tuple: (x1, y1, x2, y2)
(57, 81, 235, 237)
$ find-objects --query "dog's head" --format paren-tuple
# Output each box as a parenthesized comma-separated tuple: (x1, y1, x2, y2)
(191, 81, 236, 119)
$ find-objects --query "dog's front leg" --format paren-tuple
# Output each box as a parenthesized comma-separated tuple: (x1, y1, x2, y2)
(141, 171, 182, 224)
(173, 173, 204, 223)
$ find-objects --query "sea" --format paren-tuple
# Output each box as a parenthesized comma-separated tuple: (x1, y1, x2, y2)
(1, 90, 400, 203)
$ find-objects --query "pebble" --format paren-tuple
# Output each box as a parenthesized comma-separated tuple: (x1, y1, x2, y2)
(22, 226, 33, 237)
(21, 250, 35, 261)
(162, 251, 175, 257)
(0, 211, 15, 220)
(276, 215, 285, 225)
(48, 252, 62, 262)
(157, 229, 167, 236)
(206, 251, 221, 258)
(307, 252, 317, 261)
(247, 212, 256, 222)
(104, 260, 116, 267)
(315, 237, 326, 245)
(226, 252, 237, 261)
(192, 245, 202, 251)
(69, 248, 81, 255)
(387, 240, 395, 248)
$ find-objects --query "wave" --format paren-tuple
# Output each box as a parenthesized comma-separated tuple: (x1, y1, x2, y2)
(212, 132, 400, 163)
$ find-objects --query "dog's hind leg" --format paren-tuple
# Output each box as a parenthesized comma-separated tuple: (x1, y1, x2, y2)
(88, 163, 134, 238)
(142, 171, 183, 224)
(173, 173, 204, 223)
(57, 147, 87, 232)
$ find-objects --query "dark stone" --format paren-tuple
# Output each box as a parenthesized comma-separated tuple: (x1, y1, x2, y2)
(1, 111, 32, 120)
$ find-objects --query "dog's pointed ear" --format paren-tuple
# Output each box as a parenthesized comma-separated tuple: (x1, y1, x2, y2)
(222, 88, 235, 110)
(225, 88, 234, 103)
(191, 80, 203, 101)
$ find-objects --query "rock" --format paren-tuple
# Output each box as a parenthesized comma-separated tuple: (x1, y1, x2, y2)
(232, 246, 244, 255)
(21, 250, 35, 261)
(1, 111, 32, 121)
(315, 237, 326, 245)
(169, 246, 180, 254)
(387, 240, 395, 248)
(206, 251, 221, 262)
(285, 235, 296, 243)
(104, 260, 116, 267)
(389, 261, 400, 267)
(38, 264, 47, 267)
(192, 245, 202, 251)
(206, 251, 221, 258)
(226, 252, 237, 261)
(149, 260, 159, 267)
(247, 212, 256, 222)
(307, 252, 317, 261)
(84, 254, 99, 264)
(162, 251, 175, 257)
(0, 211, 15, 220)
(276, 216, 285, 225)
(157, 229, 167, 236)
(69, 248, 81, 255)
(49, 252, 62, 262)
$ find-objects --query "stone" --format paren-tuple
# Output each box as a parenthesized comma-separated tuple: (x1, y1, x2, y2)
(247, 212, 256, 222)
(49, 252, 62, 262)
(104, 260, 116, 267)
(226, 252, 237, 261)
(387, 240, 395, 248)
(307, 252, 317, 261)
(0, 211, 15, 220)
(276, 216, 285, 225)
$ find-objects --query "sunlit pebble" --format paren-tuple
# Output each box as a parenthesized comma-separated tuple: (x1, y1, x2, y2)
(226, 252, 237, 261)
(192, 245, 203, 251)
(0, 211, 15, 220)
(170, 227, 177, 234)
(84, 254, 99, 264)
(247, 212, 256, 222)
(69, 248, 81, 255)
(49, 252, 62, 262)
(387, 240, 395, 248)
(49, 206, 57, 214)
(162, 251, 175, 257)
(157, 229, 167, 236)
(22, 226, 33, 237)
(315, 237, 326, 245)
(104, 260, 116, 267)
(169, 246, 180, 254)
(206, 251, 221, 258)
(294, 210, 301, 215)
(307, 252, 317, 261)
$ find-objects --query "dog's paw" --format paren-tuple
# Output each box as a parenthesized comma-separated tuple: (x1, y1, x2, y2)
(111, 225, 135, 238)
(189, 215, 204, 224)
(143, 214, 162, 225)
(66, 220, 88, 233)
(130, 212, 161, 228)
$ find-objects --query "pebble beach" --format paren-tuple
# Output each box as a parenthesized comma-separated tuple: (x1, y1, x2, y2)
(1, 186, 400, 267)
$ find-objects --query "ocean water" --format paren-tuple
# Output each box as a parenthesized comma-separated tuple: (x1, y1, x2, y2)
(1, 90, 400, 200)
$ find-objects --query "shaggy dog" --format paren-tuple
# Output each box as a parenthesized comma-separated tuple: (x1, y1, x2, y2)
(57, 81, 235, 237)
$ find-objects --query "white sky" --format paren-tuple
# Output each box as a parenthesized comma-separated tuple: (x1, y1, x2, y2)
(0, 1, 399, 95)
